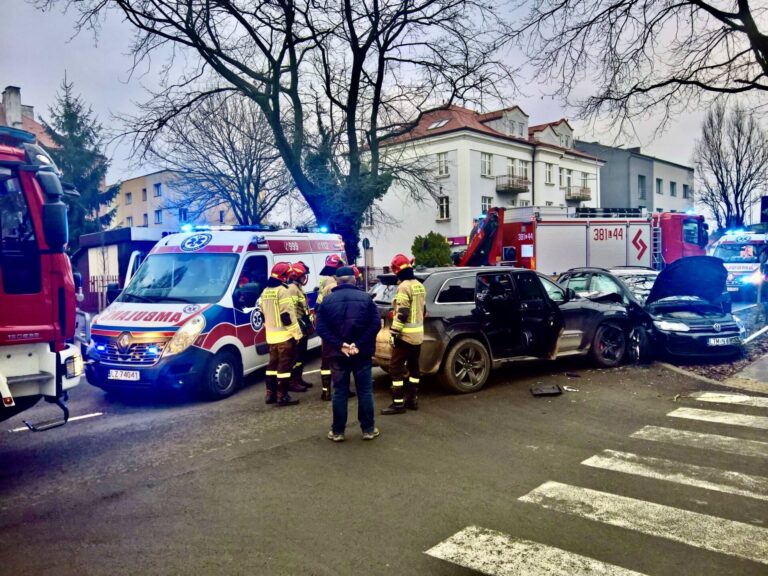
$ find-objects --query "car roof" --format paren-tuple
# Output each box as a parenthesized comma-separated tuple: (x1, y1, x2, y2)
(560, 266, 657, 277)
(376, 266, 530, 285)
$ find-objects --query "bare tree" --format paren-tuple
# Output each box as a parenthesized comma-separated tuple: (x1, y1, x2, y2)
(511, 0, 768, 132)
(695, 101, 768, 231)
(144, 93, 292, 225)
(46, 0, 515, 260)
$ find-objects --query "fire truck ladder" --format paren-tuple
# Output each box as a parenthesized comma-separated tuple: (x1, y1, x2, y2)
(651, 224, 664, 270)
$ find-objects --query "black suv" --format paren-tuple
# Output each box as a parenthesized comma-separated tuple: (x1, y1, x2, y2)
(371, 267, 630, 393)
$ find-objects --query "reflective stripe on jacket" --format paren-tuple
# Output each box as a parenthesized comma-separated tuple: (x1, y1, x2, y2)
(259, 285, 302, 344)
(316, 276, 337, 306)
(390, 279, 426, 345)
(286, 283, 310, 318)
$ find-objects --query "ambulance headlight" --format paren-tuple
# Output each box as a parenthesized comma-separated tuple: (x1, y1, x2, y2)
(165, 315, 206, 356)
(66, 353, 84, 378)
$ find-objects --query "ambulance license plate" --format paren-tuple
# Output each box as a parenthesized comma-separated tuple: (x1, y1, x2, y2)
(727, 286, 739, 292)
(707, 337, 739, 347)
(108, 369, 140, 381)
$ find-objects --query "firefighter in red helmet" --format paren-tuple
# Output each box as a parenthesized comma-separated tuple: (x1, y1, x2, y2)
(286, 260, 313, 392)
(259, 262, 303, 406)
(316, 253, 348, 401)
(382, 254, 426, 415)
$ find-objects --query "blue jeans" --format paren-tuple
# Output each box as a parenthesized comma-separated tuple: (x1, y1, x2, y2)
(330, 356, 375, 434)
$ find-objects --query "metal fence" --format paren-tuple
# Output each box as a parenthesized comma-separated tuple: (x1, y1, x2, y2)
(83, 274, 119, 313)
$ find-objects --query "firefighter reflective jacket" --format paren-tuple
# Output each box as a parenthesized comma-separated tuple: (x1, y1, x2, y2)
(260, 283, 302, 344)
(390, 279, 426, 345)
(286, 282, 312, 335)
(316, 276, 337, 307)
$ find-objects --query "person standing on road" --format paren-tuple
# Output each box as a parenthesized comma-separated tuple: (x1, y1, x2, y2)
(286, 261, 313, 393)
(259, 262, 303, 407)
(382, 254, 426, 415)
(316, 266, 381, 442)
(317, 254, 347, 401)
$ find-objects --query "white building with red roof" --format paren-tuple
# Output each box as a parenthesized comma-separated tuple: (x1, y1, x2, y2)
(361, 105, 604, 266)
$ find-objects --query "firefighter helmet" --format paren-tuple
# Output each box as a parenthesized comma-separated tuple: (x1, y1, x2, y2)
(289, 261, 310, 285)
(325, 254, 346, 269)
(351, 265, 362, 281)
(390, 254, 414, 275)
(270, 261, 293, 282)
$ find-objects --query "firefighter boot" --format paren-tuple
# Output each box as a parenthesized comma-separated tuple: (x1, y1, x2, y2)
(381, 381, 407, 415)
(277, 377, 300, 407)
(291, 362, 313, 388)
(265, 372, 278, 404)
(320, 371, 332, 401)
(405, 378, 419, 411)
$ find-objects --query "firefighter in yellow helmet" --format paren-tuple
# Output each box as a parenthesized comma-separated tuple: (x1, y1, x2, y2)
(381, 254, 426, 415)
(259, 262, 303, 406)
(286, 261, 313, 392)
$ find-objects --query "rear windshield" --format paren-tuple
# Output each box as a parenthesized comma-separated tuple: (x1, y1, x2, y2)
(369, 283, 397, 305)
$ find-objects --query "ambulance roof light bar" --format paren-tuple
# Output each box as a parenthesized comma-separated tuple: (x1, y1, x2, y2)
(180, 223, 280, 233)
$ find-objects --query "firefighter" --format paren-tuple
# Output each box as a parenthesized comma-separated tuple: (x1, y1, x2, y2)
(382, 254, 426, 415)
(259, 262, 303, 407)
(317, 254, 346, 401)
(287, 260, 313, 392)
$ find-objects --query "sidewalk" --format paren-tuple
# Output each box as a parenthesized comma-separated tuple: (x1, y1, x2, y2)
(725, 353, 768, 393)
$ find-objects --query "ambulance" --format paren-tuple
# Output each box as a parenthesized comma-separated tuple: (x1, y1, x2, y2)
(85, 226, 344, 399)
(709, 231, 768, 299)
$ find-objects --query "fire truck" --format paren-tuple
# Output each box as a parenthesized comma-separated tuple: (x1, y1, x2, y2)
(460, 206, 709, 275)
(709, 231, 768, 299)
(0, 126, 83, 430)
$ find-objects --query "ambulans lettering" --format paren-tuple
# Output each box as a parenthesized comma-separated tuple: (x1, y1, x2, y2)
(101, 310, 184, 324)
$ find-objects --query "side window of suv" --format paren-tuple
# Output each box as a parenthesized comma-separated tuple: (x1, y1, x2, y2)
(437, 275, 475, 303)
(476, 273, 514, 300)
(513, 272, 545, 300)
(561, 272, 590, 294)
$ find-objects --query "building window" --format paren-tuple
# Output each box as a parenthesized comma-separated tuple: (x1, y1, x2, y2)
(518, 122, 525, 138)
(126, 216, 133, 227)
(154, 209, 163, 224)
(559, 167, 564, 187)
(656, 178, 663, 195)
(481, 196, 493, 213)
(670, 181, 677, 197)
(566, 169, 573, 188)
(142, 188, 147, 201)
(436, 152, 449, 176)
(219, 210, 225, 224)
(581, 171, 588, 189)
(362, 207, 374, 228)
(546, 163, 553, 184)
(518, 159, 529, 179)
(638, 175, 647, 199)
(126, 192, 132, 205)
(545, 201, 554, 206)
(178, 208, 189, 222)
(437, 196, 450, 220)
(153, 182, 162, 197)
(683, 184, 691, 199)
(143, 213, 148, 226)
(480, 153, 493, 177)
(518, 199, 531, 207)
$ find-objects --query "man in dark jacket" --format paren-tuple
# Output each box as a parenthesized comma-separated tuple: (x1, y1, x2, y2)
(315, 266, 381, 442)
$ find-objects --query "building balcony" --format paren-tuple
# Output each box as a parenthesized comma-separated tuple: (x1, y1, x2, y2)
(496, 175, 530, 194)
(563, 186, 592, 201)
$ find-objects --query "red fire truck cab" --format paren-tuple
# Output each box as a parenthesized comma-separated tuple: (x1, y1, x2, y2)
(0, 126, 83, 429)
(460, 206, 708, 274)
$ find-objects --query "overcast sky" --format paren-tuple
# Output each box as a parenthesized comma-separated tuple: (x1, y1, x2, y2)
(1, 2, 705, 184)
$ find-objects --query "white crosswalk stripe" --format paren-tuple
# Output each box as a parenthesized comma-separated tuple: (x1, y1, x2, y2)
(425, 526, 647, 576)
(630, 425, 768, 459)
(582, 449, 768, 501)
(691, 391, 768, 409)
(668, 407, 768, 430)
(519, 481, 768, 565)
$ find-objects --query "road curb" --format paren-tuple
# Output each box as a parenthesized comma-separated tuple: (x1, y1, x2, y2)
(656, 361, 768, 394)
(655, 362, 724, 387)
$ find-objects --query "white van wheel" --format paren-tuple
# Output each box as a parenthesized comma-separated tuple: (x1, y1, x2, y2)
(203, 350, 242, 400)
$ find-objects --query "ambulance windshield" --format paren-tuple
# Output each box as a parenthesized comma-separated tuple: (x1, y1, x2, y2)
(119, 253, 239, 304)
(713, 243, 759, 263)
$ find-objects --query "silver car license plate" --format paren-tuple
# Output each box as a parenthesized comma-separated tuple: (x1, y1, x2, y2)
(108, 369, 140, 381)
(707, 337, 739, 346)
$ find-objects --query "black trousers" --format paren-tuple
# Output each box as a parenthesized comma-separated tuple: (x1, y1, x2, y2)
(389, 340, 421, 384)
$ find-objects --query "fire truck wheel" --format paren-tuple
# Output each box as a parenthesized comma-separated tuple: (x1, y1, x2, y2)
(590, 322, 627, 368)
(628, 326, 652, 365)
(440, 338, 491, 394)
(202, 350, 242, 400)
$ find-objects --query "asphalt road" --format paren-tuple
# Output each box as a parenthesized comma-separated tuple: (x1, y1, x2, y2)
(1, 355, 767, 576)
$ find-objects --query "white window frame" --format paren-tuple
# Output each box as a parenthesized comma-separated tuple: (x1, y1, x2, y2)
(506, 157, 515, 176)
(154, 209, 163, 224)
(153, 182, 162, 197)
(670, 181, 677, 197)
(126, 216, 133, 227)
(656, 178, 663, 195)
(481, 196, 493, 213)
(437, 196, 450, 220)
(436, 152, 449, 177)
(517, 159, 529, 179)
(362, 207, 374, 228)
(545, 163, 553, 184)
(559, 167, 564, 187)
(683, 184, 691, 199)
(518, 199, 531, 207)
(480, 153, 493, 177)
(178, 208, 189, 222)
(126, 192, 132, 205)
(581, 171, 588, 188)
(566, 169, 573, 188)
(143, 213, 148, 226)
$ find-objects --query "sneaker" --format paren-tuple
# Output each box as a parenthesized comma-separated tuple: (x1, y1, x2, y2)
(327, 431, 345, 442)
(362, 428, 380, 441)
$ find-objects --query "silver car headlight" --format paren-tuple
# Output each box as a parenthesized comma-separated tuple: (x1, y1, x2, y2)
(165, 315, 206, 356)
(653, 320, 690, 332)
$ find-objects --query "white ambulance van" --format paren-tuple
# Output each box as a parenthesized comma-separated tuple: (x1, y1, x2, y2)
(709, 231, 767, 300)
(85, 226, 344, 399)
